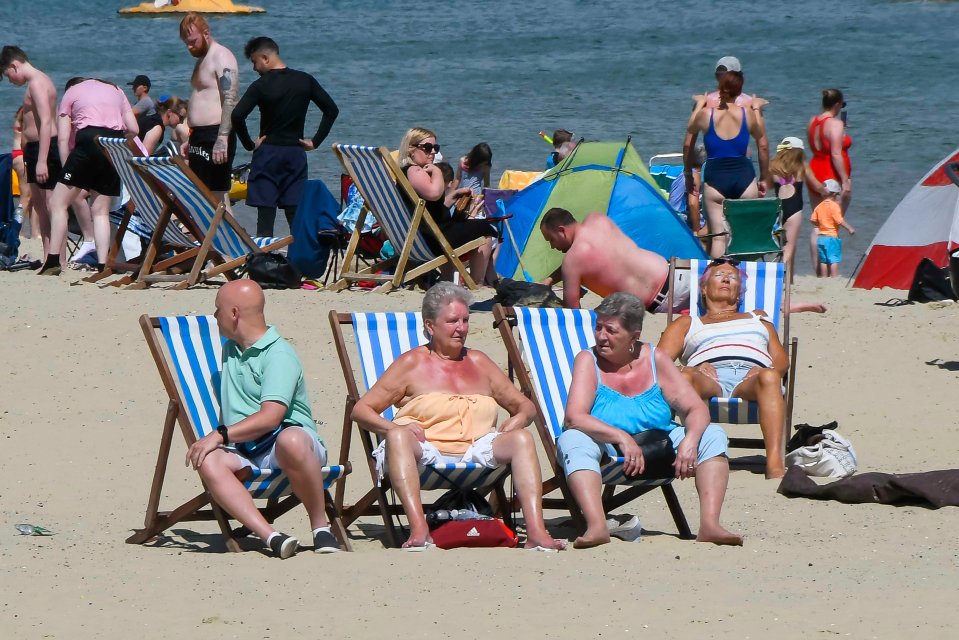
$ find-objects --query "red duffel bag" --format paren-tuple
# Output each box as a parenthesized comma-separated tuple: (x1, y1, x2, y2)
(430, 519, 518, 549)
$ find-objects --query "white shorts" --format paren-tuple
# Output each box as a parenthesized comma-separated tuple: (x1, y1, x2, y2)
(372, 431, 501, 484)
(227, 426, 328, 471)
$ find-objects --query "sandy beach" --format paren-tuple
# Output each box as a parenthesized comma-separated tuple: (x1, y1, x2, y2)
(2, 236, 957, 638)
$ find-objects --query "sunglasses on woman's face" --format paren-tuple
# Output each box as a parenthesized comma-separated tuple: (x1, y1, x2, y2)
(709, 257, 740, 267)
(416, 143, 440, 154)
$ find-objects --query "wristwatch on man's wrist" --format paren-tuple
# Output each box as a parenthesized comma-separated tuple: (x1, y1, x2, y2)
(216, 424, 230, 445)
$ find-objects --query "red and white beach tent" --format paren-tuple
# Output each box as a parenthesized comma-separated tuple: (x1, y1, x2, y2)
(854, 148, 959, 290)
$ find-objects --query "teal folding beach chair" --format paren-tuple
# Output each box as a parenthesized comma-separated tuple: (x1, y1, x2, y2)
(329, 310, 511, 547)
(723, 197, 784, 261)
(492, 305, 692, 538)
(668, 258, 798, 458)
(330, 144, 484, 293)
(128, 155, 292, 289)
(648, 152, 684, 192)
(130, 314, 352, 552)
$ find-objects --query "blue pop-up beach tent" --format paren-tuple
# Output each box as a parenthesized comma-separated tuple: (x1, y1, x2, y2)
(494, 139, 706, 281)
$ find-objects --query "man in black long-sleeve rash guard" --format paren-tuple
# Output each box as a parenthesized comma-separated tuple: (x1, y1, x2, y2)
(232, 36, 339, 236)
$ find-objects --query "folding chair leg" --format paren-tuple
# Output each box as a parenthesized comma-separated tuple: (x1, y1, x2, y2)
(210, 498, 243, 553)
(126, 401, 179, 544)
(126, 492, 211, 544)
(377, 483, 401, 548)
(491, 479, 514, 532)
(325, 490, 353, 552)
(661, 484, 694, 539)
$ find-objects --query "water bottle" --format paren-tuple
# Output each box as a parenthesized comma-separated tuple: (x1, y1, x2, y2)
(425, 509, 452, 526)
(449, 509, 488, 521)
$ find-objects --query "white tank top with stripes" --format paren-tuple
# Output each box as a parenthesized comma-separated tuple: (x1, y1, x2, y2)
(681, 312, 773, 368)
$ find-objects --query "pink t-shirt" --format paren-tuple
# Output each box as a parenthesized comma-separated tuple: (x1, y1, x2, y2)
(58, 80, 131, 131)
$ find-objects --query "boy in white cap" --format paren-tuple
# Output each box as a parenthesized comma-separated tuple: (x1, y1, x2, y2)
(811, 178, 855, 277)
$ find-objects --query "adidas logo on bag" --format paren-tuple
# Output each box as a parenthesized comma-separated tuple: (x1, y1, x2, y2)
(466, 527, 480, 537)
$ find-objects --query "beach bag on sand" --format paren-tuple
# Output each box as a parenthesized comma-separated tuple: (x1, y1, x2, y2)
(786, 421, 839, 454)
(239, 252, 302, 289)
(785, 429, 858, 479)
(430, 518, 518, 549)
(907, 258, 956, 303)
(424, 482, 517, 549)
(495, 278, 563, 308)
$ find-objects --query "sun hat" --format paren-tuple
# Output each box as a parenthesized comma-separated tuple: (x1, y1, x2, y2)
(777, 136, 805, 152)
(824, 179, 842, 194)
(715, 56, 742, 73)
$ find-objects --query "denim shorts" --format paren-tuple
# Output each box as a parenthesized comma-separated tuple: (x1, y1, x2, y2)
(712, 360, 757, 397)
(557, 424, 729, 477)
(817, 236, 842, 264)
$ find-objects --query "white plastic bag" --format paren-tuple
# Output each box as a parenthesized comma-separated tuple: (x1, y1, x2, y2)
(785, 429, 857, 478)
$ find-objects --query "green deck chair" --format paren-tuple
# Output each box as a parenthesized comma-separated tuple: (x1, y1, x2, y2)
(723, 198, 784, 261)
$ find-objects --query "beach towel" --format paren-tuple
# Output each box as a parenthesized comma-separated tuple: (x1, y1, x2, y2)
(778, 466, 959, 508)
(288, 179, 341, 278)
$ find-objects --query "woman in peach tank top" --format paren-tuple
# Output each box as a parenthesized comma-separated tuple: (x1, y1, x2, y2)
(352, 283, 566, 552)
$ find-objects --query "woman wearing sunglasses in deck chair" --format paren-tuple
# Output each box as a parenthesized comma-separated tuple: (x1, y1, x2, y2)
(399, 127, 498, 286)
(658, 258, 789, 479)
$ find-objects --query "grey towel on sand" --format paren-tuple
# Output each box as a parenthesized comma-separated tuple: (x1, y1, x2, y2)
(777, 465, 959, 509)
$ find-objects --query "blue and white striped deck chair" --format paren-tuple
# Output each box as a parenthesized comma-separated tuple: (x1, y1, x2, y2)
(91, 136, 200, 285)
(492, 305, 693, 538)
(329, 310, 511, 547)
(669, 258, 798, 457)
(127, 155, 292, 289)
(330, 144, 485, 293)
(131, 314, 352, 552)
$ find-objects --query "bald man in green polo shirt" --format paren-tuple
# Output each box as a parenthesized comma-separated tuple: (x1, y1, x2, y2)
(185, 280, 339, 558)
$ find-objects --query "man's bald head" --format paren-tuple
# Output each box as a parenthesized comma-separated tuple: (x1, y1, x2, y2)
(214, 280, 267, 345)
(218, 279, 265, 313)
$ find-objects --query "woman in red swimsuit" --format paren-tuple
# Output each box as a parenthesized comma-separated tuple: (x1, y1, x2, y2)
(806, 88, 851, 269)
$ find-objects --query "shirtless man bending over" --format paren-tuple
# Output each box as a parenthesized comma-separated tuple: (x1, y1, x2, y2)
(539, 208, 689, 312)
(1, 46, 63, 260)
(541, 207, 826, 315)
(179, 13, 238, 202)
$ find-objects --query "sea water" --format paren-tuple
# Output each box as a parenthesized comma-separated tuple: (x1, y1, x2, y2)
(1, 0, 956, 275)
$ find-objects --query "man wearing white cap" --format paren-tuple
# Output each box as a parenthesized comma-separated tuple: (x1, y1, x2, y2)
(694, 56, 768, 135)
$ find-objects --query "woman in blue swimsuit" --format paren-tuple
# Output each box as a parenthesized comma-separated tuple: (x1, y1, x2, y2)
(559, 292, 743, 548)
(684, 71, 769, 257)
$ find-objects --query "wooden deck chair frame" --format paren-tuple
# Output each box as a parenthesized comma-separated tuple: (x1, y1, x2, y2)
(667, 258, 798, 464)
(130, 314, 353, 552)
(329, 310, 512, 548)
(330, 144, 484, 293)
(492, 304, 693, 539)
(128, 155, 292, 289)
(86, 136, 203, 286)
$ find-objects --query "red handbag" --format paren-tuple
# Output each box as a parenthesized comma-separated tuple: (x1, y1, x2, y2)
(430, 519, 518, 549)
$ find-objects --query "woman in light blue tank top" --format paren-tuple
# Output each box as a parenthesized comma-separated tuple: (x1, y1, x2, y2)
(558, 293, 742, 548)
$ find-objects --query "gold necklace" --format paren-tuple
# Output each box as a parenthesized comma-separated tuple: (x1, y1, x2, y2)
(707, 309, 738, 318)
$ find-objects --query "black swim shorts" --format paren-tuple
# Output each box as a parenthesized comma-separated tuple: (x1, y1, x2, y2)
(246, 143, 308, 209)
(187, 124, 236, 193)
(23, 137, 63, 190)
(59, 127, 123, 196)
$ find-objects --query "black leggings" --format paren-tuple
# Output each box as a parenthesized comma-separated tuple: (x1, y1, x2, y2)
(256, 206, 297, 237)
